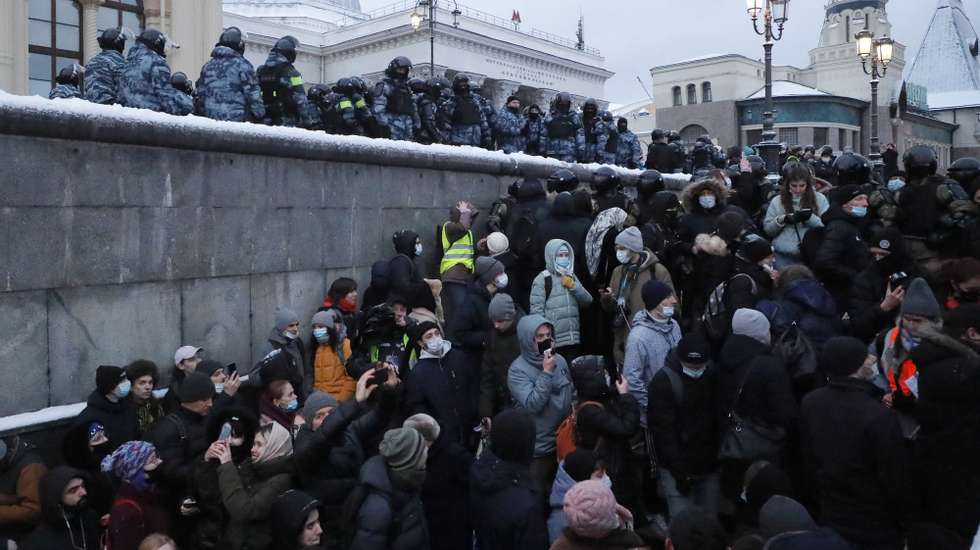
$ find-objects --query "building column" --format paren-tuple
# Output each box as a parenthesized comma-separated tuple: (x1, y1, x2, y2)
(486, 78, 520, 110)
(78, 0, 104, 62)
(0, 0, 29, 95)
(167, 0, 223, 78)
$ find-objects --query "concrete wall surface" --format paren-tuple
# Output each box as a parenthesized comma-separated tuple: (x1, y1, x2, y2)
(0, 93, 669, 419)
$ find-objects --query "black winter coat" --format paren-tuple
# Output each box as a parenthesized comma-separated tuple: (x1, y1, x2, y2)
(812, 205, 871, 312)
(478, 314, 524, 419)
(647, 353, 720, 476)
(757, 278, 843, 350)
(469, 452, 548, 550)
(404, 348, 475, 445)
(800, 377, 914, 546)
(718, 335, 798, 431)
(350, 455, 430, 550)
(727, 257, 773, 313)
(20, 467, 100, 550)
(444, 285, 492, 353)
(575, 392, 641, 480)
(848, 260, 924, 343)
(646, 142, 677, 172)
(294, 400, 377, 506)
(149, 408, 209, 500)
(910, 333, 980, 539)
(73, 391, 139, 453)
(421, 431, 473, 550)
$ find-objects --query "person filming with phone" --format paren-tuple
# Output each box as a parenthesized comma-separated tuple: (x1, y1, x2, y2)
(763, 161, 829, 269)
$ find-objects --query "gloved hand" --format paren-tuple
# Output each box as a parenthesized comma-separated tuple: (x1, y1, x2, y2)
(561, 275, 575, 289)
(793, 210, 814, 224)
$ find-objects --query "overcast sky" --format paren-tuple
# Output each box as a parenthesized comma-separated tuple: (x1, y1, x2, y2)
(358, 0, 972, 103)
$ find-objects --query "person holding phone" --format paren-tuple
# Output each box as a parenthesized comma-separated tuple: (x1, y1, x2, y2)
(763, 161, 829, 269)
(507, 315, 575, 505)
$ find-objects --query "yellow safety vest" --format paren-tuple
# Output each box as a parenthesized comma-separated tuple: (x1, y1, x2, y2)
(439, 222, 474, 274)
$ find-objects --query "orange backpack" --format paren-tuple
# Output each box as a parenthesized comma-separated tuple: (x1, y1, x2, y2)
(555, 401, 603, 462)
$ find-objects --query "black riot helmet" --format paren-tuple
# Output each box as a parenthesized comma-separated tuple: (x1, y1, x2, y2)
(591, 166, 619, 195)
(947, 157, 980, 188)
(137, 28, 167, 57)
(554, 92, 572, 114)
(527, 103, 542, 118)
(667, 130, 681, 143)
(637, 170, 665, 199)
(651, 128, 666, 142)
(349, 76, 368, 94)
(408, 77, 427, 94)
(452, 74, 470, 95)
(308, 83, 330, 103)
(332, 78, 354, 96)
(547, 168, 579, 193)
(598, 110, 613, 123)
(98, 28, 126, 53)
(903, 145, 938, 179)
(386, 56, 412, 79)
(55, 64, 82, 86)
(273, 35, 299, 63)
(218, 26, 246, 55)
(582, 98, 598, 117)
(833, 152, 872, 187)
(427, 76, 450, 98)
(170, 71, 193, 95)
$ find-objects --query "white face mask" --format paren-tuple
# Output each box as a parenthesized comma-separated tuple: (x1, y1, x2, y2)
(682, 366, 705, 379)
(425, 336, 446, 356)
(283, 331, 297, 340)
(494, 274, 509, 289)
(214, 383, 225, 394)
(661, 305, 675, 318)
(115, 379, 132, 398)
(414, 243, 423, 256)
(615, 249, 632, 264)
(698, 195, 716, 209)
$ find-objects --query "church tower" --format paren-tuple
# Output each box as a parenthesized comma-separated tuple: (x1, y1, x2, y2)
(818, 0, 891, 47)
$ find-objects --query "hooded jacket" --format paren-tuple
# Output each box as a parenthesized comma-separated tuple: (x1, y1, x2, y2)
(678, 179, 729, 243)
(270, 490, 320, 550)
(262, 327, 309, 399)
(622, 310, 681, 425)
(469, 451, 548, 550)
(350, 455, 430, 550)
(546, 462, 577, 543)
(389, 231, 428, 303)
(530, 239, 594, 349)
(601, 249, 675, 325)
(362, 260, 392, 311)
(74, 390, 139, 453)
(20, 467, 99, 550)
(507, 315, 575, 457)
(536, 193, 593, 286)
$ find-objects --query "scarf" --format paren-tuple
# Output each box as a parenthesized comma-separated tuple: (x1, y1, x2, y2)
(254, 422, 293, 465)
(586, 207, 627, 277)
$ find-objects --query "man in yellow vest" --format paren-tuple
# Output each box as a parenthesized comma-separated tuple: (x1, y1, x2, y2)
(438, 201, 479, 325)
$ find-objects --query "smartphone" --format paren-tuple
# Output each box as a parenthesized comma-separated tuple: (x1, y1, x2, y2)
(537, 339, 553, 355)
(797, 208, 812, 218)
(226, 363, 237, 376)
(218, 423, 232, 441)
(369, 364, 388, 387)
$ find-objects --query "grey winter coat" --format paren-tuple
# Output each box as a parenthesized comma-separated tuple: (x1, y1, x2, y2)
(530, 239, 594, 349)
(117, 42, 193, 115)
(195, 45, 265, 122)
(84, 49, 125, 104)
(507, 315, 576, 458)
(546, 461, 577, 543)
(622, 310, 681, 427)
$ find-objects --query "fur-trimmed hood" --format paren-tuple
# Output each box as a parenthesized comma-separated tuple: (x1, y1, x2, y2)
(681, 178, 728, 214)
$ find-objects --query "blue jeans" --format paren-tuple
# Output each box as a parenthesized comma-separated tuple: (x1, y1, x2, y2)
(659, 469, 720, 520)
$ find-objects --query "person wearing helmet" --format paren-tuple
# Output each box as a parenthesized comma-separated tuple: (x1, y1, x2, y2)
(117, 28, 193, 115)
(523, 104, 546, 156)
(831, 151, 872, 187)
(256, 35, 314, 127)
(345, 76, 380, 137)
(441, 74, 490, 148)
(194, 26, 265, 123)
(592, 166, 630, 214)
(646, 129, 675, 172)
(575, 98, 603, 163)
(84, 28, 126, 104)
(170, 71, 193, 97)
(614, 117, 643, 169)
(494, 95, 527, 154)
(305, 84, 332, 132)
(48, 64, 83, 99)
(471, 83, 498, 140)
(811, 145, 836, 182)
(544, 92, 581, 162)
(372, 56, 419, 141)
(667, 131, 688, 173)
(595, 110, 619, 165)
(416, 77, 448, 145)
(947, 157, 980, 191)
(319, 78, 364, 135)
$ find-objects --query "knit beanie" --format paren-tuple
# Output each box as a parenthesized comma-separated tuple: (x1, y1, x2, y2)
(302, 391, 339, 427)
(563, 480, 622, 539)
(488, 293, 517, 322)
(740, 237, 774, 263)
(474, 256, 505, 287)
(819, 336, 868, 378)
(311, 310, 333, 327)
(901, 277, 941, 319)
(486, 232, 510, 255)
(274, 305, 299, 332)
(95, 365, 126, 396)
(379, 428, 428, 471)
(868, 226, 904, 254)
(716, 211, 745, 242)
(177, 371, 215, 403)
(100, 440, 157, 484)
(196, 359, 226, 378)
(403, 413, 441, 444)
(677, 333, 710, 365)
(641, 280, 672, 311)
(829, 184, 863, 206)
(490, 409, 535, 465)
(759, 495, 817, 539)
(563, 449, 599, 482)
(732, 308, 772, 346)
(409, 320, 440, 346)
(614, 226, 644, 254)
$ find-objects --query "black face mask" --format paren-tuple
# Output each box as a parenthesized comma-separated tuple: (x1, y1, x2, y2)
(508, 106, 520, 113)
(529, 111, 540, 119)
(617, 123, 628, 132)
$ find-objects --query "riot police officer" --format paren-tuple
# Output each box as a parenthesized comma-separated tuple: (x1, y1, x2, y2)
(372, 56, 420, 141)
(544, 92, 581, 162)
(195, 26, 265, 123)
(49, 64, 82, 99)
(256, 35, 314, 127)
(441, 74, 489, 148)
(118, 28, 192, 115)
(84, 28, 126, 104)
(577, 98, 601, 163)
(417, 77, 448, 145)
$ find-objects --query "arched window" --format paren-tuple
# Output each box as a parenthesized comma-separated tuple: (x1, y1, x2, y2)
(701, 82, 712, 103)
(671, 86, 682, 107)
(97, 0, 144, 42)
(28, 0, 81, 96)
(680, 124, 709, 144)
(686, 83, 697, 105)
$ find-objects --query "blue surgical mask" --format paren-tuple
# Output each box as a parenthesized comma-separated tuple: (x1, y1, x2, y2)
(849, 206, 868, 218)
(887, 179, 905, 192)
(661, 306, 675, 318)
(414, 243, 423, 256)
(555, 257, 571, 271)
(313, 327, 329, 343)
(682, 366, 705, 379)
(698, 195, 716, 209)
(116, 379, 131, 398)
(283, 399, 299, 412)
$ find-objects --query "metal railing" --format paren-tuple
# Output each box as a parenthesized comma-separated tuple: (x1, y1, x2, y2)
(337, 0, 602, 56)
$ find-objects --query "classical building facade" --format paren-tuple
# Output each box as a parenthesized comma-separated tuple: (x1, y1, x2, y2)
(649, 0, 958, 168)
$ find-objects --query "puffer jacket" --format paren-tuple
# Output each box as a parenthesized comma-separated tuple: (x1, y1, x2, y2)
(530, 239, 594, 349)
(546, 462, 577, 543)
(350, 456, 430, 550)
(507, 315, 575, 458)
(622, 310, 681, 426)
(312, 339, 355, 401)
(763, 193, 829, 260)
(757, 278, 843, 350)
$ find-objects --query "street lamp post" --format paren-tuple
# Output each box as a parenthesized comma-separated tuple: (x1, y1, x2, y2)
(855, 27, 894, 181)
(746, 0, 789, 177)
(411, 0, 461, 77)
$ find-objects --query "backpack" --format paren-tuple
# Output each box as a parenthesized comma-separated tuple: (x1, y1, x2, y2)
(510, 209, 539, 260)
(771, 320, 818, 379)
(555, 401, 603, 462)
(702, 273, 757, 342)
(800, 226, 827, 269)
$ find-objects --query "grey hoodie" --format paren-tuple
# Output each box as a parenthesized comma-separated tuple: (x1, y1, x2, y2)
(507, 314, 575, 458)
(529, 239, 594, 349)
(623, 310, 681, 427)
